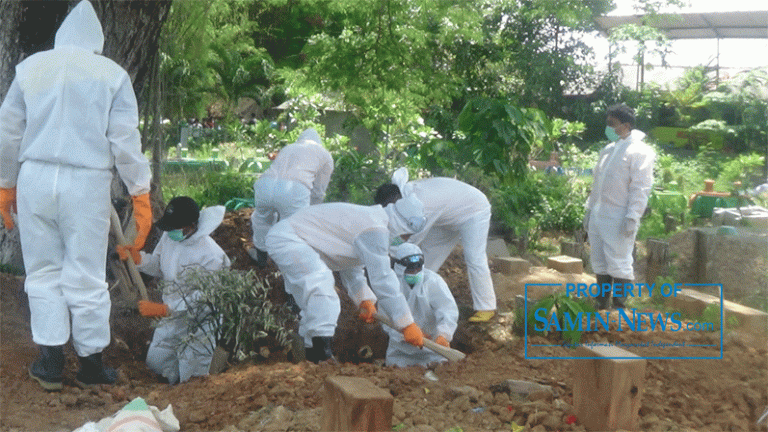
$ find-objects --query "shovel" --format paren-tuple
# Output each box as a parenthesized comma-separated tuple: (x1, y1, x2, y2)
(374, 312, 466, 362)
(109, 205, 149, 301)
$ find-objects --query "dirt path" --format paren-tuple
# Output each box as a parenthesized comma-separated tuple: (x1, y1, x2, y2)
(1, 210, 766, 431)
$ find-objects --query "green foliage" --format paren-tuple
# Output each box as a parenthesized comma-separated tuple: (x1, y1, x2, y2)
(167, 268, 294, 361)
(163, 169, 255, 208)
(714, 153, 765, 192)
(516, 292, 596, 346)
(0, 264, 24, 276)
(457, 98, 549, 183)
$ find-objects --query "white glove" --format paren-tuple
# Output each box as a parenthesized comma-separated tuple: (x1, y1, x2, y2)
(583, 210, 591, 231)
(622, 217, 638, 237)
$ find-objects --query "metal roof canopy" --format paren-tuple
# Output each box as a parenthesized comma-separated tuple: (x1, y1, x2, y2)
(594, 10, 768, 39)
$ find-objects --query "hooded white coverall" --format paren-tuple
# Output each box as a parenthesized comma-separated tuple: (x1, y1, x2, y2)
(265, 198, 424, 346)
(251, 128, 334, 250)
(385, 244, 458, 368)
(0, 1, 151, 357)
(137, 206, 231, 384)
(392, 169, 496, 311)
(586, 130, 655, 280)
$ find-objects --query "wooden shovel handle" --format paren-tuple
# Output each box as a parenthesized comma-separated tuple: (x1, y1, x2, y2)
(373, 312, 466, 362)
(110, 205, 149, 300)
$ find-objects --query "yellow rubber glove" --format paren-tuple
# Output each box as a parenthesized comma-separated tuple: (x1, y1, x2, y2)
(138, 300, 169, 318)
(435, 335, 450, 348)
(358, 300, 377, 323)
(0, 187, 17, 230)
(117, 193, 152, 265)
(402, 323, 424, 348)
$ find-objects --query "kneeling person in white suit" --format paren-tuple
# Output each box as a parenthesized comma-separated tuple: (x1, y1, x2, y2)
(385, 243, 458, 368)
(136, 196, 231, 384)
(266, 195, 429, 363)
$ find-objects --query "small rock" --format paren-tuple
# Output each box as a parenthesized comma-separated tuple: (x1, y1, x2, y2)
(187, 410, 206, 423)
(527, 412, 547, 427)
(448, 385, 481, 400)
(61, 394, 78, 407)
(531, 425, 547, 432)
(528, 390, 552, 402)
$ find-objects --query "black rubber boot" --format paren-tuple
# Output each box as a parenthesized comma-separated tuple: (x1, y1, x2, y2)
(594, 274, 612, 310)
(75, 352, 117, 387)
(305, 336, 335, 364)
(29, 345, 65, 391)
(248, 247, 269, 268)
(611, 278, 633, 309)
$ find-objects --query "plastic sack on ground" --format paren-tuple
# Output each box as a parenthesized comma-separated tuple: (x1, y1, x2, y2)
(72, 397, 179, 432)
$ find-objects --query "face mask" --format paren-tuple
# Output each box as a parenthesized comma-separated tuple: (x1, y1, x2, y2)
(168, 229, 186, 242)
(404, 272, 423, 287)
(605, 126, 620, 142)
(391, 236, 405, 247)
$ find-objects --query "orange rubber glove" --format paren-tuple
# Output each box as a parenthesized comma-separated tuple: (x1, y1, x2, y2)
(0, 187, 17, 230)
(435, 335, 450, 348)
(138, 300, 169, 318)
(358, 300, 377, 323)
(402, 323, 424, 348)
(117, 193, 152, 265)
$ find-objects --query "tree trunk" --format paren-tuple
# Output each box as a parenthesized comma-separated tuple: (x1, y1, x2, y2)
(0, 0, 171, 269)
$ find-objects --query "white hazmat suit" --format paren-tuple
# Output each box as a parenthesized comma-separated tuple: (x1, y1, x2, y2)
(138, 206, 231, 384)
(391, 169, 496, 312)
(385, 244, 458, 368)
(586, 130, 655, 280)
(251, 128, 333, 251)
(0, 1, 151, 356)
(265, 195, 426, 346)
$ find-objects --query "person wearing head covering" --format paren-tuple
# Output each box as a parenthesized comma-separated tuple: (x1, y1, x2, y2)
(0, 0, 152, 390)
(135, 196, 231, 384)
(265, 195, 428, 363)
(249, 128, 334, 267)
(584, 103, 655, 309)
(384, 243, 458, 367)
(374, 169, 496, 323)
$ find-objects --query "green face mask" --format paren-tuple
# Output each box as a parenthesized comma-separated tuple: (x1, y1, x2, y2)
(605, 126, 620, 142)
(168, 229, 186, 242)
(404, 272, 423, 287)
(391, 236, 405, 247)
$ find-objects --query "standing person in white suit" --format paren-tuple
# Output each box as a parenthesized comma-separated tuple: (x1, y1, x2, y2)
(385, 243, 458, 368)
(374, 169, 496, 323)
(584, 103, 655, 309)
(135, 196, 231, 384)
(265, 195, 428, 363)
(250, 128, 333, 267)
(0, 0, 152, 390)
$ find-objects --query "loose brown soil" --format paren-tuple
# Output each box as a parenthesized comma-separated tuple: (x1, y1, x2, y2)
(1, 210, 766, 432)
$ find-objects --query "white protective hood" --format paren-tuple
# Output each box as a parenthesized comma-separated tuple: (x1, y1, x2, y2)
(294, 128, 322, 146)
(186, 205, 226, 243)
(54, 1, 104, 54)
(384, 194, 426, 237)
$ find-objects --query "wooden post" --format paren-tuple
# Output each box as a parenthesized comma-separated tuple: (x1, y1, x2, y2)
(693, 229, 707, 283)
(573, 345, 646, 431)
(322, 376, 394, 432)
(645, 239, 670, 285)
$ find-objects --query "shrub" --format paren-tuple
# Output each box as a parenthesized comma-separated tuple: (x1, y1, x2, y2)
(164, 268, 294, 361)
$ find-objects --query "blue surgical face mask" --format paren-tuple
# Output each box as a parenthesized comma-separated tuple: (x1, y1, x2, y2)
(168, 229, 186, 242)
(404, 272, 423, 287)
(605, 126, 620, 142)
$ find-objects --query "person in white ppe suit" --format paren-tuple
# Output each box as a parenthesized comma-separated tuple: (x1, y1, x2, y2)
(265, 194, 428, 363)
(250, 128, 333, 267)
(135, 196, 231, 384)
(0, 0, 152, 390)
(374, 169, 496, 323)
(385, 243, 458, 368)
(584, 103, 655, 309)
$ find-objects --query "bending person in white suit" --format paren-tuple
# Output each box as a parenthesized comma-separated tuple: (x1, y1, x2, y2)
(266, 195, 428, 363)
(250, 128, 333, 267)
(375, 169, 496, 322)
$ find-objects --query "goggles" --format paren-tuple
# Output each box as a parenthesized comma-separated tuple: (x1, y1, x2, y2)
(394, 254, 424, 271)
